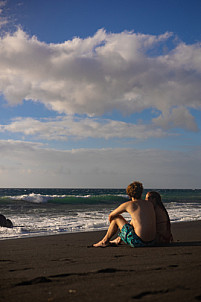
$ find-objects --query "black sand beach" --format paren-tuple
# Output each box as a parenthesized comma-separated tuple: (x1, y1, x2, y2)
(0, 221, 201, 302)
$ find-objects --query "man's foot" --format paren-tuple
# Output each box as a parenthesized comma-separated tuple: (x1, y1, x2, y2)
(93, 240, 110, 248)
(109, 237, 122, 245)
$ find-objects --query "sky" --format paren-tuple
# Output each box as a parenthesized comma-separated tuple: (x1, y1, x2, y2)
(0, 0, 201, 188)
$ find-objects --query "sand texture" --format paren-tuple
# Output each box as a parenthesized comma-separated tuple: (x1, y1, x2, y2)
(0, 221, 201, 302)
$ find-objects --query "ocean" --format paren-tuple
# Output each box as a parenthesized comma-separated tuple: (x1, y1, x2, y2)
(0, 188, 201, 240)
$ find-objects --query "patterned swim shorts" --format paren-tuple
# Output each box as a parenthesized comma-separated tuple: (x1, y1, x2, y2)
(118, 223, 155, 248)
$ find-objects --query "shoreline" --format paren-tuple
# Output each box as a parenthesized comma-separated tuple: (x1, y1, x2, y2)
(1, 219, 201, 242)
(0, 220, 201, 302)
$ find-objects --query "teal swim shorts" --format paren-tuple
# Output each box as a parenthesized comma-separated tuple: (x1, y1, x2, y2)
(118, 223, 155, 248)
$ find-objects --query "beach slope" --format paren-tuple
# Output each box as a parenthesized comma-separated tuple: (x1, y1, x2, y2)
(0, 221, 201, 302)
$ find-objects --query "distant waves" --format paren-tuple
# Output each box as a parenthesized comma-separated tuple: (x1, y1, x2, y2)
(0, 188, 201, 240)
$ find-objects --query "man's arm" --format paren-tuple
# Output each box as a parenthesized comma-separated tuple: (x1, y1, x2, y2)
(109, 202, 129, 222)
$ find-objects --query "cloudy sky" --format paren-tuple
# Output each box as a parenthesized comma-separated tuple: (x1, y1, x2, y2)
(0, 0, 200, 188)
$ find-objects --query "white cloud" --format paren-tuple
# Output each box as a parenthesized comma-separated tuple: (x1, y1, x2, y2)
(0, 116, 172, 140)
(0, 140, 200, 188)
(153, 106, 198, 131)
(0, 29, 200, 131)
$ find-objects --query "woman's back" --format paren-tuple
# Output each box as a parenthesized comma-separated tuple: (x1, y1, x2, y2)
(146, 191, 173, 243)
(155, 205, 173, 243)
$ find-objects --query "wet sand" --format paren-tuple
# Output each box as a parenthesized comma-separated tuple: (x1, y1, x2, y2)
(0, 220, 201, 302)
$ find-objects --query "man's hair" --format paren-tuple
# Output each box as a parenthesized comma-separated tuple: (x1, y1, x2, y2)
(126, 181, 143, 199)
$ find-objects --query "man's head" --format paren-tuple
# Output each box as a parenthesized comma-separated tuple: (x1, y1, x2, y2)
(126, 181, 143, 199)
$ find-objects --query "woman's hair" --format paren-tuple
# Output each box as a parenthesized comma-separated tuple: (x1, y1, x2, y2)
(126, 181, 143, 199)
(148, 191, 170, 225)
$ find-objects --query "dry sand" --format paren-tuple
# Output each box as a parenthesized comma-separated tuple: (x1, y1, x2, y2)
(0, 221, 201, 302)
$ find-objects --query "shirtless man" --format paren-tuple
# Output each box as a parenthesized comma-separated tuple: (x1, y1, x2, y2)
(93, 181, 156, 248)
(110, 190, 173, 246)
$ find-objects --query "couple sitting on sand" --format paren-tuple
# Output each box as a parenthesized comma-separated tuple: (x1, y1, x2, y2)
(93, 181, 173, 248)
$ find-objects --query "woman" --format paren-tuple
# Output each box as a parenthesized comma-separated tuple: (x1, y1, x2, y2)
(145, 191, 173, 243)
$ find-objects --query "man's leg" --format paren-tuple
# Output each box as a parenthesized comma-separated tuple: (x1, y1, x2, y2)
(93, 215, 127, 247)
(109, 236, 122, 245)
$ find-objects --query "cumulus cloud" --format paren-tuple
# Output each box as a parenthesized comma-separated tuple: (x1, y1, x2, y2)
(0, 140, 200, 188)
(0, 28, 200, 131)
(0, 116, 171, 140)
(153, 106, 198, 131)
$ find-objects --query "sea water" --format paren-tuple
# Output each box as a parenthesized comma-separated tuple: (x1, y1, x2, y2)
(0, 188, 201, 240)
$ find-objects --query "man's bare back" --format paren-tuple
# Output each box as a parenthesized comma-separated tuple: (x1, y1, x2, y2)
(128, 199, 156, 242)
(109, 198, 156, 242)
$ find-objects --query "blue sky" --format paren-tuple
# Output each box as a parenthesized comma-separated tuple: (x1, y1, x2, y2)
(0, 0, 200, 188)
